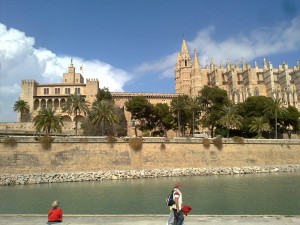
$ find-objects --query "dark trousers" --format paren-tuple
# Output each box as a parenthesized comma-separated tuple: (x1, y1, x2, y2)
(172, 209, 184, 225)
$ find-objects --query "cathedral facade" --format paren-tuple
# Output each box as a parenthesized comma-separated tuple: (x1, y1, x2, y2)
(175, 39, 300, 110)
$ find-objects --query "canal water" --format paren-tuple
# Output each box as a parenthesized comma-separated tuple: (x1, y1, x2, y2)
(0, 172, 299, 215)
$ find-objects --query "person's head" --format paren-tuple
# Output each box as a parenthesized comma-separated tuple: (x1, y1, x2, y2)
(175, 182, 182, 190)
(51, 200, 59, 209)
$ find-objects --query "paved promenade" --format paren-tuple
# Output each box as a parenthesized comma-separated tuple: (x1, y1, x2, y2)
(0, 215, 299, 225)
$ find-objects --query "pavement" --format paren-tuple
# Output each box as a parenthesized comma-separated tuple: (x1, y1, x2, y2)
(0, 215, 300, 225)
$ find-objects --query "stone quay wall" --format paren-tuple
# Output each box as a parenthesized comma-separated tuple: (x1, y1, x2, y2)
(0, 137, 300, 185)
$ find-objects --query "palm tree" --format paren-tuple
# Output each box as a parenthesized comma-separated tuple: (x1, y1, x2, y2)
(218, 104, 243, 138)
(171, 97, 184, 137)
(188, 97, 201, 137)
(88, 100, 118, 136)
(13, 99, 30, 122)
(33, 107, 63, 134)
(62, 94, 90, 135)
(249, 117, 270, 138)
(264, 98, 288, 139)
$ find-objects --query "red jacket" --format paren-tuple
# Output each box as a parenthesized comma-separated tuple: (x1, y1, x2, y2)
(48, 208, 63, 222)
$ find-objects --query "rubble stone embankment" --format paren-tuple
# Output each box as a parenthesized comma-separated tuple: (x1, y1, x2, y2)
(1, 164, 299, 186)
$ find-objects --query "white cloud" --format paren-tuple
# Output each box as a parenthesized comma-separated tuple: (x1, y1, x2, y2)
(136, 16, 300, 77)
(0, 23, 132, 122)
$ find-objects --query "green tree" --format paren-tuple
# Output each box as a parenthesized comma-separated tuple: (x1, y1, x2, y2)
(153, 103, 174, 137)
(13, 99, 30, 122)
(62, 94, 90, 135)
(125, 96, 154, 137)
(264, 98, 288, 139)
(188, 97, 201, 136)
(95, 87, 113, 102)
(33, 107, 63, 134)
(236, 96, 273, 137)
(197, 86, 230, 137)
(114, 107, 128, 137)
(170, 95, 190, 137)
(249, 116, 270, 138)
(89, 100, 118, 136)
(280, 106, 300, 139)
(218, 104, 243, 138)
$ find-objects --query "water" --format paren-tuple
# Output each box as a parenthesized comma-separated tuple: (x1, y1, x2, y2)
(0, 172, 299, 215)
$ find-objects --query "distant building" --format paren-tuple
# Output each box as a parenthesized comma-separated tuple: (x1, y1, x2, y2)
(20, 60, 99, 124)
(19, 60, 176, 135)
(175, 38, 300, 110)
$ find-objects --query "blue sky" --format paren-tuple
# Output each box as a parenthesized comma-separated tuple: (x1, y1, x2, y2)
(0, 0, 300, 122)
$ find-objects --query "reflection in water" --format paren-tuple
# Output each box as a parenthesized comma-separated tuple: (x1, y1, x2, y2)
(0, 172, 299, 215)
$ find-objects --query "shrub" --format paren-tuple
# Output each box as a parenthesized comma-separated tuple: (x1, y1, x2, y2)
(3, 137, 18, 148)
(142, 130, 151, 137)
(129, 137, 142, 151)
(202, 138, 210, 149)
(107, 135, 117, 147)
(232, 136, 244, 144)
(39, 135, 54, 150)
(160, 142, 166, 150)
(212, 136, 223, 150)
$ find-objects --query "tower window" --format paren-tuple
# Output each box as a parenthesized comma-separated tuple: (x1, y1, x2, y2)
(55, 88, 60, 94)
(185, 60, 187, 67)
(65, 88, 71, 94)
(44, 88, 49, 94)
(75, 88, 80, 94)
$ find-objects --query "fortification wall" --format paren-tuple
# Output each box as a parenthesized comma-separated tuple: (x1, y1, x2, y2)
(0, 138, 299, 174)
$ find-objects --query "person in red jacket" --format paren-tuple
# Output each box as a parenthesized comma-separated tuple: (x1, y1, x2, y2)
(48, 200, 63, 223)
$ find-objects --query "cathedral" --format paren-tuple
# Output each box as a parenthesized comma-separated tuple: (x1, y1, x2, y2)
(175, 39, 300, 110)
(11, 38, 300, 135)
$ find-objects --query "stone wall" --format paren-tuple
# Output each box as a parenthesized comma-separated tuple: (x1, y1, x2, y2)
(1, 137, 300, 174)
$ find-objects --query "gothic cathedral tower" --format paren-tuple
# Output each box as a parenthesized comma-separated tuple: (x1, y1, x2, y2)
(175, 38, 192, 95)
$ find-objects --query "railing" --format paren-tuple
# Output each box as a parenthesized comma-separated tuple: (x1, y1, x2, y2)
(0, 136, 299, 144)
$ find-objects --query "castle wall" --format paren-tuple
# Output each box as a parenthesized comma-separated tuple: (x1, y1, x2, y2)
(0, 138, 299, 174)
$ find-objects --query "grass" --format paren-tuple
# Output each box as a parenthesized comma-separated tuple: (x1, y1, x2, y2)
(39, 135, 55, 150)
(3, 137, 18, 148)
(160, 142, 166, 150)
(129, 137, 142, 151)
(107, 135, 117, 147)
(232, 136, 244, 144)
(202, 138, 210, 149)
(212, 136, 223, 150)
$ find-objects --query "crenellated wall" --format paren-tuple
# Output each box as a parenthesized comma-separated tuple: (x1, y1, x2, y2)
(0, 138, 299, 174)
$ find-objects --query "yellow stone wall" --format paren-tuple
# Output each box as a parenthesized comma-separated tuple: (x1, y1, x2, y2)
(1, 141, 299, 174)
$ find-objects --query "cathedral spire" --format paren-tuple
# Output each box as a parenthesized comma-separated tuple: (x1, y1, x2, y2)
(192, 49, 201, 69)
(180, 38, 191, 68)
(181, 38, 189, 54)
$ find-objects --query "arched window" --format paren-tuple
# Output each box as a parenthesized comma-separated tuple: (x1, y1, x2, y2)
(65, 88, 70, 94)
(44, 88, 49, 94)
(75, 88, 80, 94)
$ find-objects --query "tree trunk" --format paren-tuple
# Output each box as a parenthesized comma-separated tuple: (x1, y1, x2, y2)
(192, 111, 195, 137)
(75, 108, 78, 136)
(275, 111, 278, 139)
